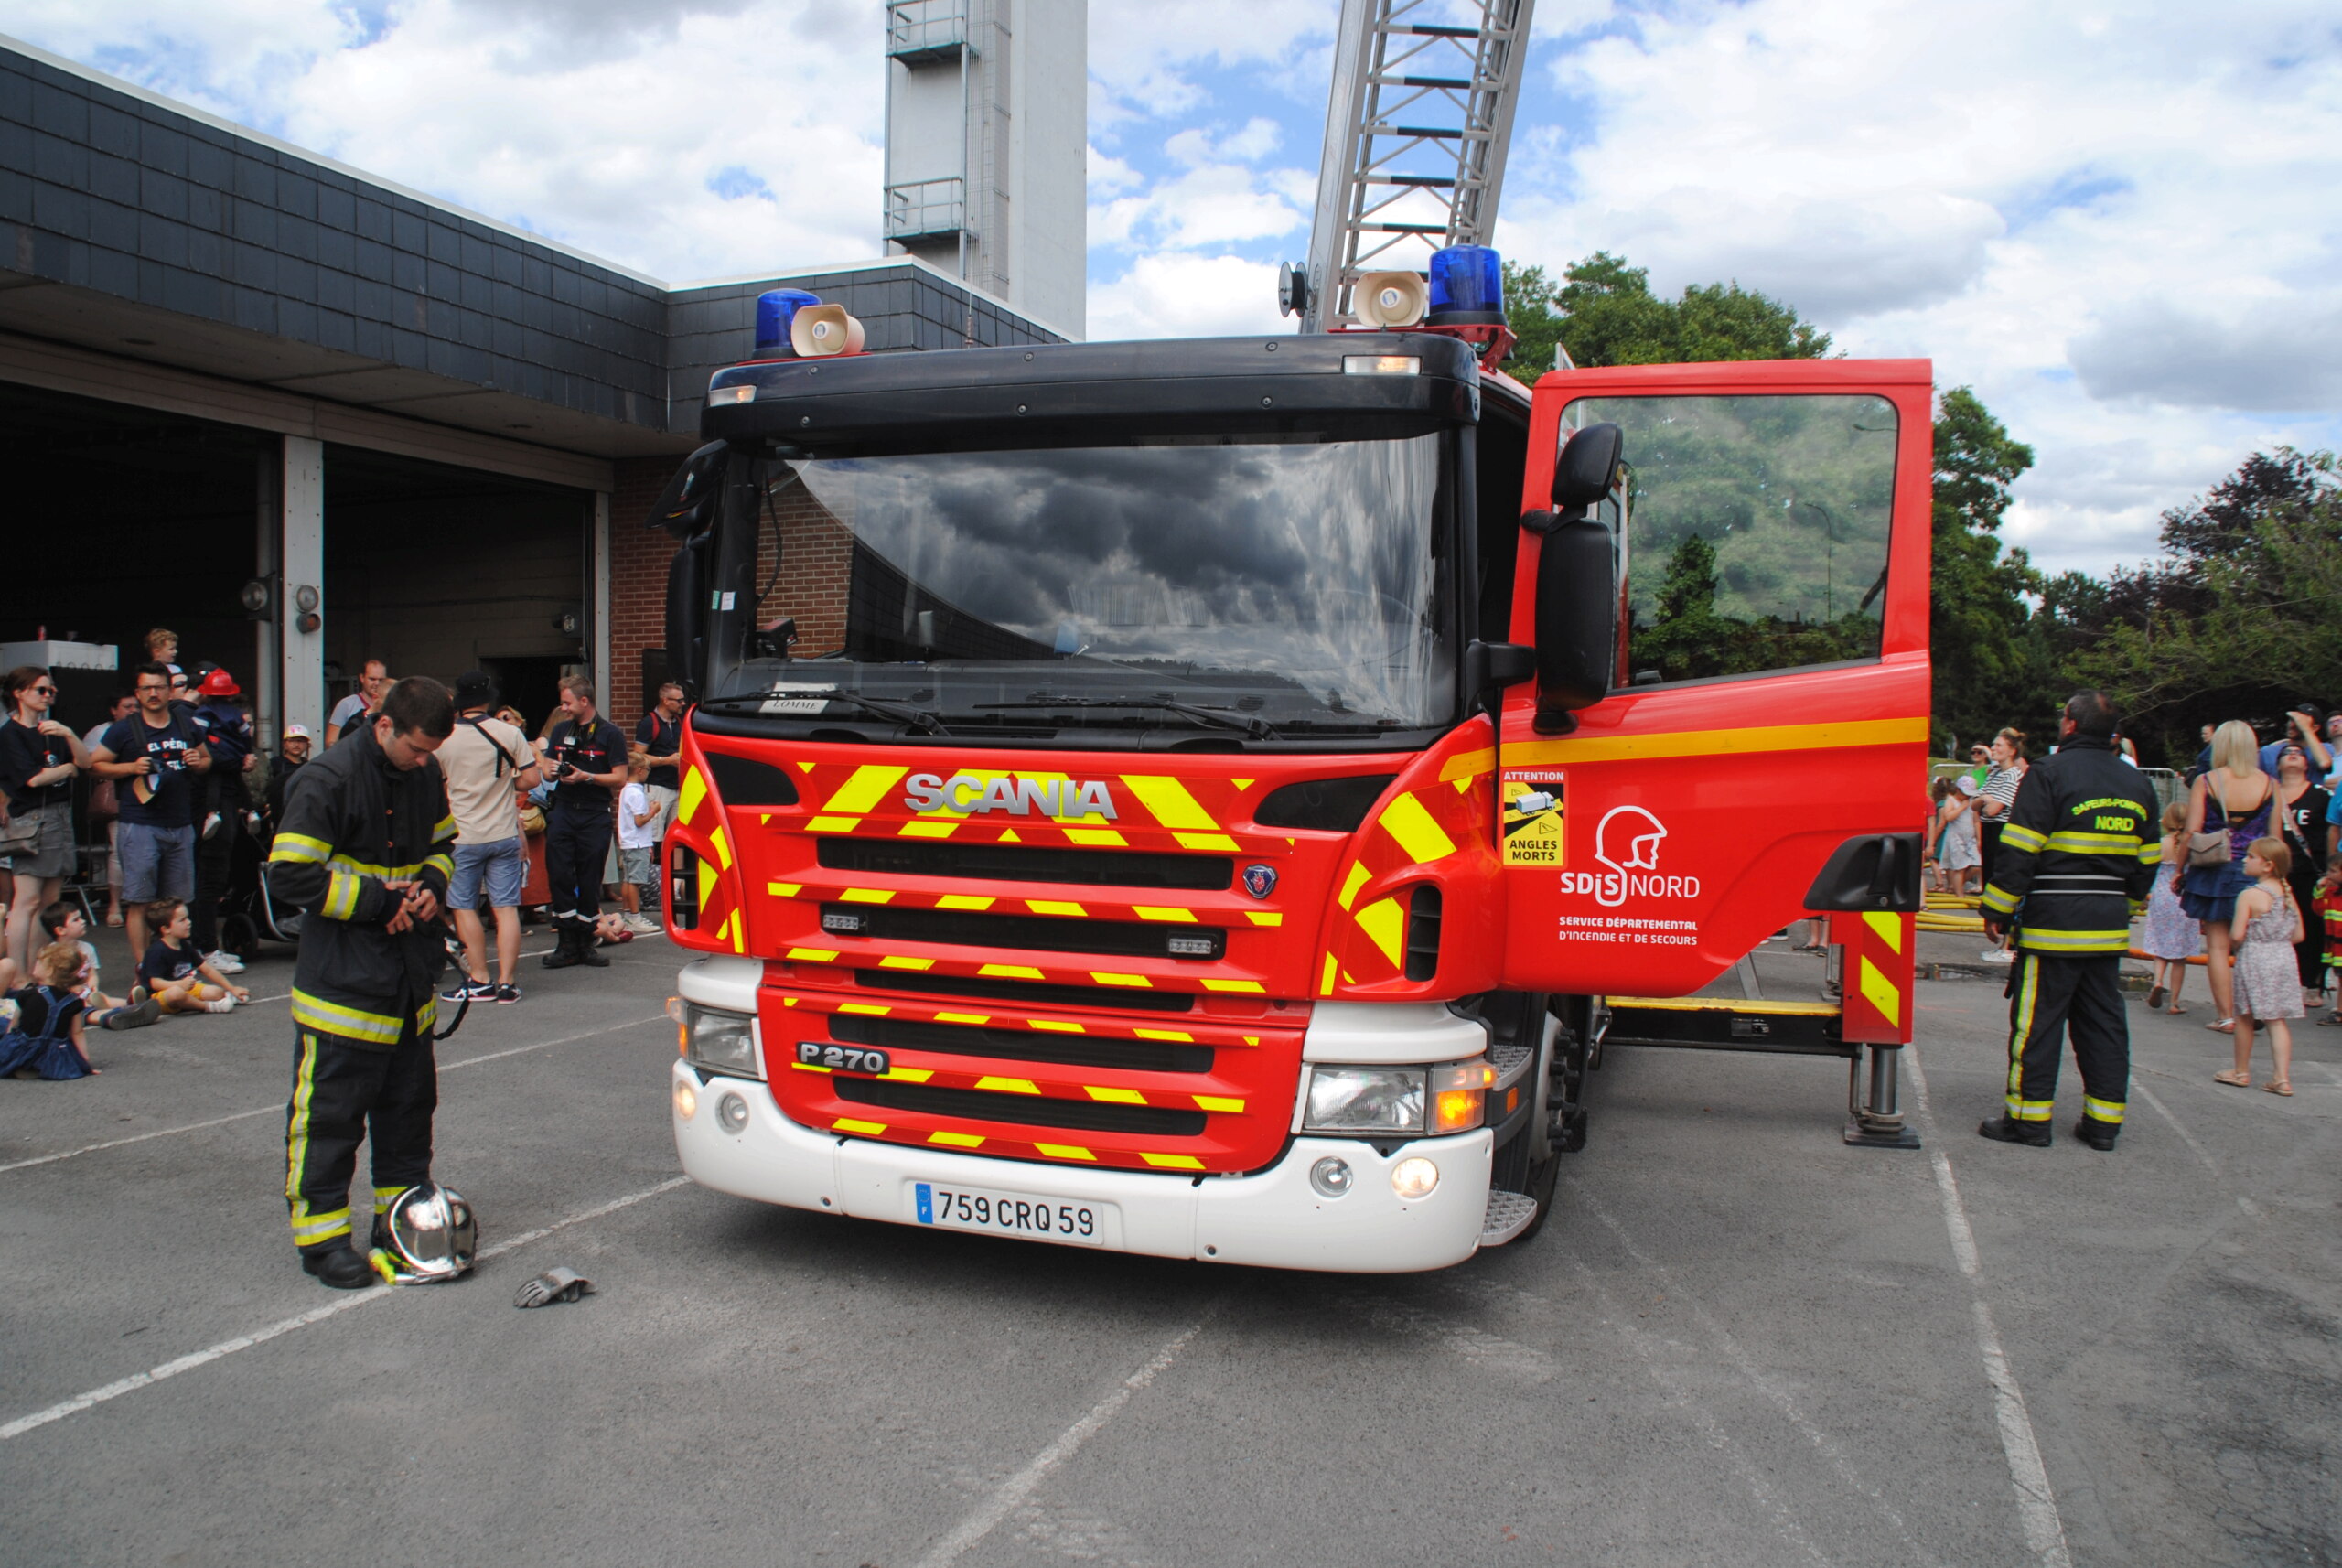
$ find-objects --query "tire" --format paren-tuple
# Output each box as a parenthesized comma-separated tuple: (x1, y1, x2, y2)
(221, 913, 261, 961)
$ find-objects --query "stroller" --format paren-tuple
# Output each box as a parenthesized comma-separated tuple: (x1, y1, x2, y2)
(217, 811, 303, 959)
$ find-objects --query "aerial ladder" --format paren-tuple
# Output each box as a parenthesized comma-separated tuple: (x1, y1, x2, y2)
(1283, 0, 1534, 357)
(1283, 0, 1926, 1150)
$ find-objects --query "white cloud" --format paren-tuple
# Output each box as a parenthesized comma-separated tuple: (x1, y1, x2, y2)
(1091, 162, 1307, 252)
(1497, 0, 2342, 575)
(1089, 252, 1284, 343)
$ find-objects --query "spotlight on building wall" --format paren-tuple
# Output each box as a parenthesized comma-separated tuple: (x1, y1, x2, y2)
(790, 304, 865, 358)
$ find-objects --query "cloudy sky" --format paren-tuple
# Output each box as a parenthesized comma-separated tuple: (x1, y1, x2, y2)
(5, 0, 2338, 577)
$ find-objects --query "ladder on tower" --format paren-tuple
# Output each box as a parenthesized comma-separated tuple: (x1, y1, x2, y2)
(1291, 0, 1537, 333)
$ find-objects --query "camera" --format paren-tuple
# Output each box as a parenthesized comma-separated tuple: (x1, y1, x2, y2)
(555, 760, 578, 780)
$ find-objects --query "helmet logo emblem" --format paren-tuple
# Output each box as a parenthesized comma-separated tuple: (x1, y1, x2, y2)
(1241, 864, 1278, 899)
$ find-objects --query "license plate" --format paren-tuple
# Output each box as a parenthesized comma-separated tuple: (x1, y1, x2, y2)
(914, 1181, 1111, 1246)
(797, 1042, 889, 1075)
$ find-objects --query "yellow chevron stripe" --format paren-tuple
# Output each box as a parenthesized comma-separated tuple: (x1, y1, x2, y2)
(1120, 774, 1218, 832)
(1379, 791, 1458, 866)
(823, 765, 910, 815)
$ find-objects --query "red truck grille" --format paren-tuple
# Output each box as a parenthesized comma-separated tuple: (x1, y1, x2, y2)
(762, 988, 1302, 1174)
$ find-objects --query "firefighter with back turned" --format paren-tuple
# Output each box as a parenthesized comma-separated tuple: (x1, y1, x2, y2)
(1976, 690, 2160, 1151)
(265, 676, 458, 1287)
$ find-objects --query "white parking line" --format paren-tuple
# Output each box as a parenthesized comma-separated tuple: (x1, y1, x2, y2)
(913, 1307, 1216, 1568)
(0, 1013, 665, 1175)
(0, 1175, 691, 1442)
(1903, 1046, 2073, 1568)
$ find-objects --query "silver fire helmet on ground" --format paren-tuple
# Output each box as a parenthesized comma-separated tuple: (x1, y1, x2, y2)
(370, 1182, 478, 1285)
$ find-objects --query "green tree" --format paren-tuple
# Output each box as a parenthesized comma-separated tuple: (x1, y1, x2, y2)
(2066, 448, 2342, 765)
(1505, 252, 1832, 371)
(1929, 387, 2047, 751)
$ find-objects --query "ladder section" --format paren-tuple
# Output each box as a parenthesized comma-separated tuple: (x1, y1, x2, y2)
(1299, 0, 1537, 332)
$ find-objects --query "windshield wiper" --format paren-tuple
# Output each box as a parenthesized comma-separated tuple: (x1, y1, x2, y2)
(976, 694, 1280, 741)
(699, 691, 946, 736)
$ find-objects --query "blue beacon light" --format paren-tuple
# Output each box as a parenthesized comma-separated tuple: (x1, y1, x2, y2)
(753, 289, 822, 358)
(1425, 245, 1505, 324)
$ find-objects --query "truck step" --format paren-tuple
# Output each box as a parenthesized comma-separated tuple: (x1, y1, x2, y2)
(1480, 1190, 1542, 1247)
(1601, 995, 1854, 1058)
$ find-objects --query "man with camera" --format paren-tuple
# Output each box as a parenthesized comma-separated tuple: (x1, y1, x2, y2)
(534, 674, 628, 971)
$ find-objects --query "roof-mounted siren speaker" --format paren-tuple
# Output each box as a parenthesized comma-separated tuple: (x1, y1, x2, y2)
(790, 304, 865, 358)
(1356, 271, 1428, 329)
(753, 288, 822, 358)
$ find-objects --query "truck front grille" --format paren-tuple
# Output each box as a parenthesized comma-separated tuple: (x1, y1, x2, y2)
(833, 1078, 1208, 1137)
(828, 1013, 1214, 1073)
(852, 969, 1196, 1013)
(823, 903, 1226, 961)
(818, 839, 1230, 890)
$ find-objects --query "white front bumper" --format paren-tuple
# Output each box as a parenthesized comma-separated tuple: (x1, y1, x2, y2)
(671, 1058, 1493, 1274)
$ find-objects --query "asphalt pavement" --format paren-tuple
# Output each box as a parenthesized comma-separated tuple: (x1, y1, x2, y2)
(2, 925, 2336, 1567)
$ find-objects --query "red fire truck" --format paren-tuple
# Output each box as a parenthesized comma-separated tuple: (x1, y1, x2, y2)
(654, 301, 1932, 1272)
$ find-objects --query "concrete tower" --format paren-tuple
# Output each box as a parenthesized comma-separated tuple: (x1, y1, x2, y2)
(883, 1, 1087, 340)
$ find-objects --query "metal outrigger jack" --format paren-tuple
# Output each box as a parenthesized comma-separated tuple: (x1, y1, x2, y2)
(1845, 1044, 1921, 1149)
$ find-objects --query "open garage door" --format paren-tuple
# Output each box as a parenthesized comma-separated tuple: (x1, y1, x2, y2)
(323, 446, 592, 735)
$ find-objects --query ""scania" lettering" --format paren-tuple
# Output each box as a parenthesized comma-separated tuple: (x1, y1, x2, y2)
(902, 773, 1119, 820)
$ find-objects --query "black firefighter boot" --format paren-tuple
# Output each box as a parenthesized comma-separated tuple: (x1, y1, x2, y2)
(2071, 1119, 2120, 1152)
(301, 1242, 376, 1290)
(1977, 1115, 2053, 1147)
(541, 921, 582, 970)
(575, 918, 610, 968)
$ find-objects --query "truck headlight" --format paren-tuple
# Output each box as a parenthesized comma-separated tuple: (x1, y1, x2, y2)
(1304, 1066, 1425, 1133)
(1302, 1061, 1489, 1136)
(682, 1004, 762, 1079)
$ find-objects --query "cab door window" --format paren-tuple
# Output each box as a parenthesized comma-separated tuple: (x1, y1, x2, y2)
(1567, 394, 1897, 684)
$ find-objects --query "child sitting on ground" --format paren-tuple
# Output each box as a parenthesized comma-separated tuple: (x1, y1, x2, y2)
(0, 941, 102, 1079)
(134, 897, 250, 1014)
(37, 899, 160, 1030)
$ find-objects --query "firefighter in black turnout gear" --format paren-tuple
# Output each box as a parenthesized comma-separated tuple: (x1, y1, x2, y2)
(535, 673, 628, 971)
(267, 678, 459, 1288)
(1977, 691, 2160, 1151)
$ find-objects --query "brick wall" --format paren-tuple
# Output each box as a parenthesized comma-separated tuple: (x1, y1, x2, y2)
(607, 455, 675, 726)
(606, 457, 858, 725)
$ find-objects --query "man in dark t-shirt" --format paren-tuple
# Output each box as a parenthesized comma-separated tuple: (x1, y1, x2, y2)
(90, 662, 212, 963)
(534, 674, 628, 969)
(635, 680, 686, 831)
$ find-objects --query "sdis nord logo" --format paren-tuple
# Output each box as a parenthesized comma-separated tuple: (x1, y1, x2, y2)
(1558, 806, 1703, 908)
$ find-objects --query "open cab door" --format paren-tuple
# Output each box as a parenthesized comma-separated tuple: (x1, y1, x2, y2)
(1496, 359, 1932, 1047)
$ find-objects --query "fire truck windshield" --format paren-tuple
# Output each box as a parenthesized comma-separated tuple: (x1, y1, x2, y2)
(712, 432, 1460, 741)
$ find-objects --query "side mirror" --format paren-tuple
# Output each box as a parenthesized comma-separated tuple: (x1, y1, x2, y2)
(647, 440, 728, 540)
(1463, 639, 1536, 698)
(1531, 511, 1617, 731)
(1552, 423, 1623, 510)
(664, 533, 711, 703)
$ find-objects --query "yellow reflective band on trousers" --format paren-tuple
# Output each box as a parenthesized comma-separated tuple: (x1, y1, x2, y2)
(2083, 1096, 2126, 1124)
(289, 989, 426, 1046)
(2006, 956, 2039, 1101)
(285, 1031, 352, 1245)
(2004, 1098, 2055, 1122)
(2015, 928, 2131, 953)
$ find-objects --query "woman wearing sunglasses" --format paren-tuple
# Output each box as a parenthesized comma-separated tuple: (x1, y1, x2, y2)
(0, 666, 91, 973)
